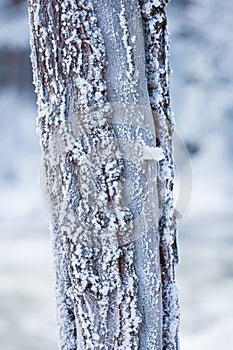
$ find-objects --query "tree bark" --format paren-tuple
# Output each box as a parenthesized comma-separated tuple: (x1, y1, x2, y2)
(28, 0, 179, 349)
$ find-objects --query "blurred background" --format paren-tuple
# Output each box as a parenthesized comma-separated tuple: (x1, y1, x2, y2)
(0, 0, 232, 349)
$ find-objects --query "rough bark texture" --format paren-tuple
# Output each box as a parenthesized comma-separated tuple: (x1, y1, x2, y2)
(140, 1, 180, 348)
(28, 0, 179, 349)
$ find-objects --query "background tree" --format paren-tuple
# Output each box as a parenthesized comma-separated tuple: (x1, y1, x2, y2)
(28, 0, 179, 349)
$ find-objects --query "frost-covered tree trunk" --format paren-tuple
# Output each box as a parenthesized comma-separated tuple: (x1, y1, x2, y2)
(28, 0, 179, 349)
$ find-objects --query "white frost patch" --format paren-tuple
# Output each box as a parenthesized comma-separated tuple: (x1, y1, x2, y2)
(141, 145, 164, 161)
(119, 5, 134, 79)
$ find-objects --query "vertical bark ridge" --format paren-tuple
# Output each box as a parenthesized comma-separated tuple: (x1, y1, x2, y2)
(92, 1, 164, 349)
(140, 1, 180, 349)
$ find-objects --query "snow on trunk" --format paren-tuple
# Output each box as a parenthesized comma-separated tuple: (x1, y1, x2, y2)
(28, 0, 179, 349)
(140, 1, 180, 348)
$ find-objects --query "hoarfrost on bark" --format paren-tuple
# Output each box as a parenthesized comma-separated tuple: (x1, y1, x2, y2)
(28, 0, 179, 348)
(141, 0, 180, 347)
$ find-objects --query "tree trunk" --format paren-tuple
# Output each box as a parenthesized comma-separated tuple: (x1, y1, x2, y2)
(28, 0, 179, 349)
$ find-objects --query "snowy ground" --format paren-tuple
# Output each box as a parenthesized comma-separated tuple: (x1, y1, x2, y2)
(0, 236, 57, 350)
(0, 0, 233, 349)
